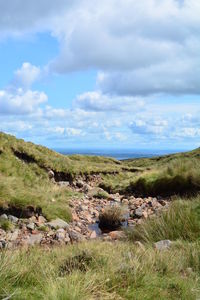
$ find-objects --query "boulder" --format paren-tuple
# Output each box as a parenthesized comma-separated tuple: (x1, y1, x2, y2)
(134, 208, 143, 218)
(108, 231, 126, 240)
(27, 223, 35, 231)
(8, 215, 18, 223)
(47, 218, 69, 229)
(55, 229, 66, 241)
(154, 240, 172, 251)
(0, 214, 8, 220)
(90, 230, 97, 239)
(26, 234, 43, 246)
(68, 229, 85, 242)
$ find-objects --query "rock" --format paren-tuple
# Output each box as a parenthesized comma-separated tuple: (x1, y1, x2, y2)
(57, 181, 70, 187)
(8, 215, 18, 223)
(48, 170, 54, 179)
(143, 211, 148, 219)
(27, 223, 35, 230)
(37, 215, 46, 225)
(0, 214, 8, 220)
(121, 199, 129, 205)
(65, 233, 71, 243)
(26, 234, 43, 246)
(90, 231, 97, 239)
(82, 184, 91, 193)
(47, 218, 69, 229)
(154, 240, 172, 251)
(108, 231, 126, 240)
(68, 230, 85, 242)
(7, 230, 19, 241)
(134, 208, 143, 218)
(55, 229, 66, 241)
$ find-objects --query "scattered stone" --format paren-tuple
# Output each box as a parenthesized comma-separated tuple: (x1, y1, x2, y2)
(134, 208, 143, 218)
(0, 214, 8, 220)
(57, 181, 70, 187)
(65, 233, 71, 243)
(37, 215, 46, 224)
(47, 218, 69, 229)
(90, 231, 97, 239)
(27, 223, 35, 231)
(55, 229, 66, 241)
(108, 231, 126, 240)
(68, 230, 85, 242)
(26, 234, 43, 246)
(154, 240, 172, 251)
(7, 230, 19, 241)
(8, 215, 18, 223)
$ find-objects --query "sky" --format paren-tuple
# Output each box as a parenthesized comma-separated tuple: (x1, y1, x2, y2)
(0, 0, 200, 151)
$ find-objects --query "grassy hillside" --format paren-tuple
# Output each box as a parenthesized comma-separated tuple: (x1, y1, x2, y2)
(0, 132, 124, 221)
(1, 131, 200, 221)
(1, 132, 200, 299)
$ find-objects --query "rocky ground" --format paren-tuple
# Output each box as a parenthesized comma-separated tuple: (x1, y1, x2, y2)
(0, 175, 170, 249)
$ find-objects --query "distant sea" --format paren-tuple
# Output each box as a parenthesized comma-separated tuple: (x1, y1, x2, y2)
(54, 149, 182, 161)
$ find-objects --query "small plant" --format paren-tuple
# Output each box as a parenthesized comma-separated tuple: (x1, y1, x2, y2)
(0, 219, 13, 231)
(38, 225, 49, 232)
(59, 250, 94, 275)
(94, 189, 109, 199)
(99, 205, 124, 231)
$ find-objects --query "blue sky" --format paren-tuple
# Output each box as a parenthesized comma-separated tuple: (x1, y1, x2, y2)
(0, 0, 200, 151)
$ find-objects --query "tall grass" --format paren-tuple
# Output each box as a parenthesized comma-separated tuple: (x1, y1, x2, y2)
(0, 240, 200, 299)
(127, 158, 200, 196)
(128, 197, 200, 243)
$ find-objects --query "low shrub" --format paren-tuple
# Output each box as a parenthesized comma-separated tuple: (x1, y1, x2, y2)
(0, 219, 13, 231)
(99, 206, 124, 230)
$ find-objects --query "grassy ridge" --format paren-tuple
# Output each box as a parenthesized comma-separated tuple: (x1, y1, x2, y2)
(0, 132, 124, 221)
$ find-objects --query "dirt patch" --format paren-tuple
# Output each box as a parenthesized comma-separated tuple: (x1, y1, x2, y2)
(0, 205, 42, 218)
(13, 150, 37, 164)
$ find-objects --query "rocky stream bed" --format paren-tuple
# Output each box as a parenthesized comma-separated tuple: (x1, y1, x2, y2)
(0, 174, 170, 249)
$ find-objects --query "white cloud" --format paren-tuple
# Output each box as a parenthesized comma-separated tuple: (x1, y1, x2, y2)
(13, 62, 41, 89)
(74, 91, 144, 111)
(0, 88, 47, 115)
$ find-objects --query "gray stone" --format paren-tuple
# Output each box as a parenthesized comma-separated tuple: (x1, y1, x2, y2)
(27, 234, 43, 246)
(47, 218, 69, 229)
(27, 223, 35, 230)
(57, 181, 70, 187)
(68, 230, 85, 242)
(8, 215, 18, 223)
(134, 208, 143, 218)
(154, 240, 172, 251)
(55, 228, 66, 241)
(0, 214, 8, 220)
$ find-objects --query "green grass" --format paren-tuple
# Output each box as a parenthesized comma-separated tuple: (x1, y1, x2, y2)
(0, 219, 13, 231)
(127, 196, 200, 243)
(125, 158, 200, 197)
(0, 132, 125, 221)
(0, 238, 200, 299)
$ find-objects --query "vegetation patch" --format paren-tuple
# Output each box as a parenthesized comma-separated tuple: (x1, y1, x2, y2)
(99, 206, 124, 231)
